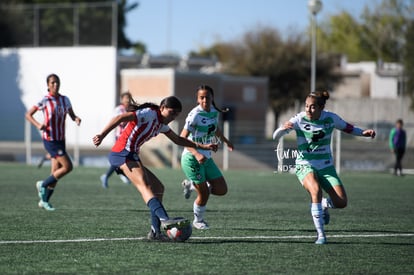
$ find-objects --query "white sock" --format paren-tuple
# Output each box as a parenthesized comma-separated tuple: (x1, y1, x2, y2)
(311, 203, 325, 238)
(321, 197, 334, 209)
(193, 202, 206, 222)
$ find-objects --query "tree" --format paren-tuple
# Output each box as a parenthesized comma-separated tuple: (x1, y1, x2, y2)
(194, 26, 340, 124)
(403, 20, 414, 109)
(0, 0, 144, 51)
(318, 0, 414, 63)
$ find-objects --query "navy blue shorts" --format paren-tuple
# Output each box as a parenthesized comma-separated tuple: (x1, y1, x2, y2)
(43, 140, 66, 158)
(108, 149, 140, 174)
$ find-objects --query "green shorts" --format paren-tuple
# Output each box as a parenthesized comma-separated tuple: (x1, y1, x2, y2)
(181, 153, 223, 184)
(295, 164, 342, 191)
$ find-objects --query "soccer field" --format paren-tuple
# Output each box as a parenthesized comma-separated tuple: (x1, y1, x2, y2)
(0, 163, 413, 274)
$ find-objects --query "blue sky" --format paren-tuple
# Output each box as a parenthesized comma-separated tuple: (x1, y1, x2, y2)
(125, 0, 379, 56)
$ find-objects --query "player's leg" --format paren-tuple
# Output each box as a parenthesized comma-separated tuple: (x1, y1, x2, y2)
(205, 159, 227, 196)
(120, 160, 184, 237)
(143, 166, 165, 201)
(181, 153, 209, 229)
(100, 165, 116, 188)
(297, 165, 326, 244)
(193, 182, 210, 229)
(396, 149, 404, 176)
(319, 166, 347, 209)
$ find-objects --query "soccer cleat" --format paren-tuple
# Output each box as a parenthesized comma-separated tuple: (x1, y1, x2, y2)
(119, 174, 131, 184)
(147, 230, 170, 241)
(161, 217, 191, 230)
(36, 181, 46, 201)
(315, 235, 327, 244)
(36, 181, 42, 199)
(181, 179, 192, 199)
(323, 208, 330, 225)
(192, 220, 209, 230)
(38, 201, 55, 211)
(100, 174, 108, 189)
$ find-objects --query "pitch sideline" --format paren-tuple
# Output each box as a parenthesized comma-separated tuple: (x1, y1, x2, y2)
(0, 233, 413, 245)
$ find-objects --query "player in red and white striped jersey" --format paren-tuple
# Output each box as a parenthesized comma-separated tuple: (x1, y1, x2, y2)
(93, 96, 218, 240)
(100, 91, 133, 188)
(26, 74, 81, 211)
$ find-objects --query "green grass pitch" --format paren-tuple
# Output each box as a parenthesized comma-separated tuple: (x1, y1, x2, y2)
(0, 163, 413, 274)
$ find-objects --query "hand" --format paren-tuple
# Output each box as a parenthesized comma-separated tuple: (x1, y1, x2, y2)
(93, 134, 103, 147)
(75, 117, 82, 126)
(226, 141, 234, 152)
(283, 121, 294, 130)
(362, 129, 376, 139)
(196, 153, 207, 164)
(201, 143, 218, 152)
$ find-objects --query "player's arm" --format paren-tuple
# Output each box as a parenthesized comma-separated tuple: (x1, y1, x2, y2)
(335, 115, 376, 139)
(25, 106, 44, 130)
(165, 130, 217, 152)
(93, 112, 135, 147)
(215, 128, 234, 151)
(272, 121, 294, 141)
(68, 108, 81, 126)
(180, 128, 208, 163)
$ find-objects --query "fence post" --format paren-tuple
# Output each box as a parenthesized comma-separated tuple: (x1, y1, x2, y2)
(223, 121, 229, 171)
(25, 120, 32, 165)
(335, 130, 341, 174)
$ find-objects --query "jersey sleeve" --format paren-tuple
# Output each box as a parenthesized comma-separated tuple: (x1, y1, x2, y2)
(64, 96, 72, 110)
(331, 112, 363, 136)
(183, 110, 196, 132)
(289, 113, 302, 129)
(160, 124, 171, 133)
(389, 128, 396, 149)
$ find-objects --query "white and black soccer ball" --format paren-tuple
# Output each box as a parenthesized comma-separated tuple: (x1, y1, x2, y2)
(166, 223, 192, 242)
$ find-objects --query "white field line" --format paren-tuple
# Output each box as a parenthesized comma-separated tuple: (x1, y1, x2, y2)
(0, 233, 413, 245)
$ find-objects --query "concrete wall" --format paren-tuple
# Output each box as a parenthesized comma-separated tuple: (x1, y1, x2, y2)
(0, 47, 117, 147)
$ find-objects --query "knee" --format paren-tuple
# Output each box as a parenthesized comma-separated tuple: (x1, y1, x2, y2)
(213, 185, 227, 196)
(334, 199, 347, 209)
(61, 163, 73, 175)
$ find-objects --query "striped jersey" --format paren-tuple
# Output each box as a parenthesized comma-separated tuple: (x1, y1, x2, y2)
(182, 105, 219, 159)
(289, 110, 359, 169)
(35, 93, 72, 141)
(112, 107, 170, 154)
(113, 104, 128, 140)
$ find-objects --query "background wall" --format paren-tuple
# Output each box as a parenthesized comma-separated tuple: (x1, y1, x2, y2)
(0, 47, 117, 147)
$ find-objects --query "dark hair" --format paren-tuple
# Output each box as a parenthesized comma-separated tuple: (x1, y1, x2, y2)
(46, 73, 60, 84)
(197, 85, 229, 113)
(307, 91, 330, 107)
(120, 91, 132, 100)
(160, 96, 182, 111)
(127, 96, 182, 112)
(396, 119, 403, 125)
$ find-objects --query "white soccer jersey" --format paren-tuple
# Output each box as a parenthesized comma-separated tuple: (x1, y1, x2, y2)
(289, 110, 361, 169)
(182, 105, 219, 159)
(112, 107, 170, 154)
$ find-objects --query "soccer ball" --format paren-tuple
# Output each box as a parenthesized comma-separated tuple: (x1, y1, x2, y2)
(166, 223, 192, 242)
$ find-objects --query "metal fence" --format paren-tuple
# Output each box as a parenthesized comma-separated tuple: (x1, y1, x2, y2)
(0, 2, 117, 47)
